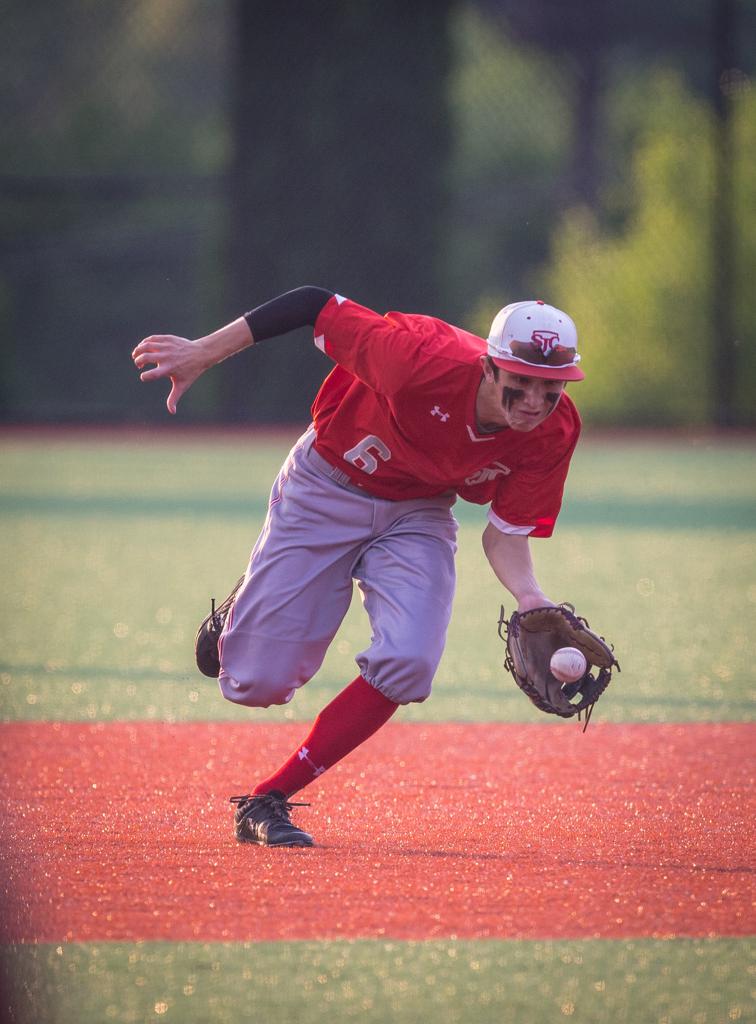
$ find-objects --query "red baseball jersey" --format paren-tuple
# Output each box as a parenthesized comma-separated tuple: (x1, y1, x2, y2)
(311, 296, 581, 537)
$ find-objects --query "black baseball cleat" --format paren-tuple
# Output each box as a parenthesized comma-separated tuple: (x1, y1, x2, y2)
(194, 575, 245, 678)
(230, 791, 314, 847)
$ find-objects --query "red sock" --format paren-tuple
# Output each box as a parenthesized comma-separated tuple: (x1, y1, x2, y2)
(252, 675, 398, 797)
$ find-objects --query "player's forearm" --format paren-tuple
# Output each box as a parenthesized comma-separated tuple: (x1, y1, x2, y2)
(195, 317, 255, 368)
(196, 287, 335, 369)
(482, 524, 551, 611)
(189, 286, 336, 368)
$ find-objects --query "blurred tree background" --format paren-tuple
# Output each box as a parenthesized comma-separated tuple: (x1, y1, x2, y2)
(1, 0, 754, 426)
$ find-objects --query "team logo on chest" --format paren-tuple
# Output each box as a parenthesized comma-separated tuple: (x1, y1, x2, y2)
(430, 404, 450, 423)
(465, 461, 511, 485)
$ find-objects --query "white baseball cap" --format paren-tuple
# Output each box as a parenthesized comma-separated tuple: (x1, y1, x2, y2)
(487, 300, 584, 381)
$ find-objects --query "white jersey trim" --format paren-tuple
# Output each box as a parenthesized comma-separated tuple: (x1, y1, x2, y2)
(314, 295, 347, 351)
(487, 508, 535, 536)
(466, 424, 494, 443)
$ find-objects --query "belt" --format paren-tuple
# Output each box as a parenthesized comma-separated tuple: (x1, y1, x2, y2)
(305, 440, 367, 496)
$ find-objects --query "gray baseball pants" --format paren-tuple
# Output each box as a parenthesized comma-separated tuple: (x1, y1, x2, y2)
(218, 427, 458, 707)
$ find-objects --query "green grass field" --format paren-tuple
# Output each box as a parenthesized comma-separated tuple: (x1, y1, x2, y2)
(1, 432, 754, 725)
(3, 939, 752, 1024)
(1, 430, 754, 1023)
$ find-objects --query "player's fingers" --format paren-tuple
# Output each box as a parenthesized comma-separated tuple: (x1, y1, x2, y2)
(132, 335, 176, 358)
(132, 337, 160, 357)
(134, 340, 171, 359)
(133, 352, 158, 369)
(140, 366, 168, 382)
(134, 351, 174, 371)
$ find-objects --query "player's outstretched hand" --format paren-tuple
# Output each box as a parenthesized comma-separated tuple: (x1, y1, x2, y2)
(131, 334, 208, 414)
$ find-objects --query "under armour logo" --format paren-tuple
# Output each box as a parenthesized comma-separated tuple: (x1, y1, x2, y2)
(431, 405, 450, 422)
(531, 330, 560, 356)
(297, 746, 325, 778)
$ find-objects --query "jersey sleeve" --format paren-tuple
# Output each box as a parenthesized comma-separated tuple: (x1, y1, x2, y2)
(488, 409, 581, 539)
(313, 296, 416, 395)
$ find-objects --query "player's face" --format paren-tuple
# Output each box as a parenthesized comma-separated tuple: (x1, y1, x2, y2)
(477, 359, 565, 432)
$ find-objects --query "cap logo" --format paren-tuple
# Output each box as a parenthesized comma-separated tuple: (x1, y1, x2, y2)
(487, 300, 583, 379)
(509, 337, 577, 367)
(531, 330, 560, 356)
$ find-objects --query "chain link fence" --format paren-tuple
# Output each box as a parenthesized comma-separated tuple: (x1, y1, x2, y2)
(2, 0, 754, 424)
(1, 0, 229, 421)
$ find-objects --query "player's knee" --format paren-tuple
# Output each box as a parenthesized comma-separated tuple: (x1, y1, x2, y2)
(217, 633, 326, 708)
(218, 670, 296, 708)
(359, 650, 439, 705)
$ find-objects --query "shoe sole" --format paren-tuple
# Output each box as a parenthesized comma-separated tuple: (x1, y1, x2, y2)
(236, 833, 314, 848)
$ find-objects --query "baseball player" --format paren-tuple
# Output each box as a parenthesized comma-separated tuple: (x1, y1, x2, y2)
(132, 287, 584, 847)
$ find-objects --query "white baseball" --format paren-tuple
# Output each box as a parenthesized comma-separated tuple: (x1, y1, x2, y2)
(549, 647, 587, 683)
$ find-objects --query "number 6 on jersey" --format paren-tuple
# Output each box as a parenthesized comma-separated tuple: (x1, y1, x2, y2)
(343, 435, 392, 475)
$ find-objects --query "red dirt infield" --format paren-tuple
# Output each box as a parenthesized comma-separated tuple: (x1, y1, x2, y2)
(1, 721, 753, 944)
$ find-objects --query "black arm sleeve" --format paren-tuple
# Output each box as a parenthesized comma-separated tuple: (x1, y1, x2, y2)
(243, 286, 334, 342)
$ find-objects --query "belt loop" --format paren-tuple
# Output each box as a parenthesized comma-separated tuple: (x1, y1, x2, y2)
(307, 442, 364, 494)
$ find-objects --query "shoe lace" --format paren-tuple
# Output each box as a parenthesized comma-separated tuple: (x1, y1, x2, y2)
(229, 793, 310, 822)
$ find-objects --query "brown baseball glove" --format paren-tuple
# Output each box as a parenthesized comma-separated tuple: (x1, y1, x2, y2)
(498, 604, 619, 729)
